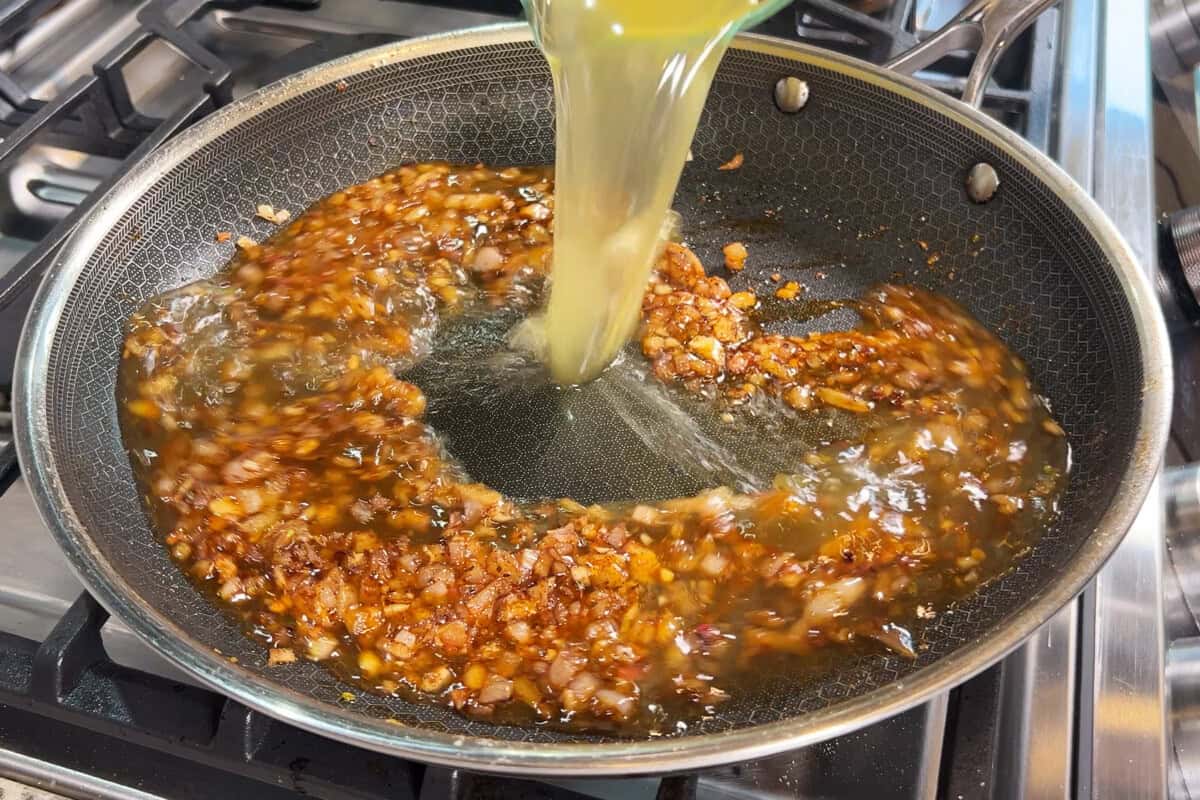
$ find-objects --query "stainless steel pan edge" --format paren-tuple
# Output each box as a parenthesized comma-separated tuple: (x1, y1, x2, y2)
(12, 24, 1173, 775)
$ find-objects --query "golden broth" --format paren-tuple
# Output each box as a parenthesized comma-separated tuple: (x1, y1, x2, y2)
(526, 0, 782, 383)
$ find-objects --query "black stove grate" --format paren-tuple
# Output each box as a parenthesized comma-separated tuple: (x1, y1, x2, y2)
(790, 0, 1059, 144)
(2, 597, 428, 799)
(0, 0, 330, 316)
(0, 1, 1055, 796)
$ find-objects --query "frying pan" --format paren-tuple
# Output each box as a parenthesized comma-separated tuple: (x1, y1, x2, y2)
(13, 0, 1172, 776)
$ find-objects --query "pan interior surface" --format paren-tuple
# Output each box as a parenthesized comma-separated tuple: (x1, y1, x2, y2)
(29, 33, 1144, 755)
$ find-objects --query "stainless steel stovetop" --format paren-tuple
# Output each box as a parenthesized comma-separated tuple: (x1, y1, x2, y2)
(0, 1, 1171, 798)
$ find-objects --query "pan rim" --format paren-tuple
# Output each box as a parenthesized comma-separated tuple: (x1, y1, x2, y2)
(13, 23, 1173, 775)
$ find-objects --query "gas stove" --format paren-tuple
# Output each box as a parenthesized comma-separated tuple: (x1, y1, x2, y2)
(0, 1, 1168, 798)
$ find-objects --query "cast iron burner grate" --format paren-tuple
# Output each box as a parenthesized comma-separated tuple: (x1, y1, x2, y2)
(790, 0, 1058, 140)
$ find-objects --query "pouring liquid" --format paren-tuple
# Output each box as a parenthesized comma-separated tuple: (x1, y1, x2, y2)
(526, 0, 782, 384)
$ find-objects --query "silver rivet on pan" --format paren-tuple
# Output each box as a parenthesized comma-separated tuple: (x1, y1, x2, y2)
(966, 162, 999, 203)
(774, 77, 809, 113)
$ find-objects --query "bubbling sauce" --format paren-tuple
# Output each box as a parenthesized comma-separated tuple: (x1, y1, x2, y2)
(526, 0, 785, 383)
(119, 163, 1068, 735)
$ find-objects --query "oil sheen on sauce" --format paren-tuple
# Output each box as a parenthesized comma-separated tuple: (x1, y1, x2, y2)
(525, 0, 782, 384)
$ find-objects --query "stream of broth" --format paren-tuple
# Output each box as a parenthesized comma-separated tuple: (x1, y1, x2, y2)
(527, 0, 776, 384)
